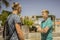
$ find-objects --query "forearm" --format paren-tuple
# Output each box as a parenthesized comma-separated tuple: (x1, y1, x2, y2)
(37, 27, 49, 33)
(15, 24, 24, 40)
(38, 28, 45, 33)
(17, 29, 24, 40)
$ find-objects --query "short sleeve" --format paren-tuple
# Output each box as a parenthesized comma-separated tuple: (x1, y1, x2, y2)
(46, 19, 53, 28)
(41, 21, 44, 28)
(41, 22, 43, 28)
(14, 15, 21, 23)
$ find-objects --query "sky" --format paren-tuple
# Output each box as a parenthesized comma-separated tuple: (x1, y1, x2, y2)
(1, 0, 60, 18)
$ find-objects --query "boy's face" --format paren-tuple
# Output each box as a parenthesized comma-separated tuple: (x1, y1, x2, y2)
(17, 7, 22, 14)
(18, 7, 22, 13)
(42, 12, 48, 19)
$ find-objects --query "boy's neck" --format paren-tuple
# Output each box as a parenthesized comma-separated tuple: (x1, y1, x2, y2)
(12, 10, 18, 15)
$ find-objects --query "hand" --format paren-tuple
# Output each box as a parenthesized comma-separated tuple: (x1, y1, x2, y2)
(36, 25, 40, 28)
(37, 27, 41, 32)
(36, 26, 39, 28)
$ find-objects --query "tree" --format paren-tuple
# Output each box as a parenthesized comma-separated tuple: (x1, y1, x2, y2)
(0, 10, 11, 26)
(2, 0, 9, 7)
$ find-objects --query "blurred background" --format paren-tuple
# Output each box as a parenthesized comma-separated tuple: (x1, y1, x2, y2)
(0, 0, 60, 40)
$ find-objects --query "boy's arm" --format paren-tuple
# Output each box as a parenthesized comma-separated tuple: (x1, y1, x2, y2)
(15, 23, 24, 40)
(37, 26, 49, 33)
(37, 20, 52, 33)
(14, 15, 24, 40)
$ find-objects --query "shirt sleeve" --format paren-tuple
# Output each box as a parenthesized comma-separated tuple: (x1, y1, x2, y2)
(41, 22, 43, 28)
(46, 19, 53, 28)
(14, 15, 21, 24)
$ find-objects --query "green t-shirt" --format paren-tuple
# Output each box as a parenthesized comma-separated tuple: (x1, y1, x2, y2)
(41, 18, 53, 40)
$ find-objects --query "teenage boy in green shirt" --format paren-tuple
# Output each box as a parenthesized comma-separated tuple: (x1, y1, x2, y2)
(37, 9, 53, 40)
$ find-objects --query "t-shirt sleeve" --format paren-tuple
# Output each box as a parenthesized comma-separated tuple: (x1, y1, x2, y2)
(46, 20, 53, 28)
(41, 21, 43, 28)
(14, 15, 21, 23)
